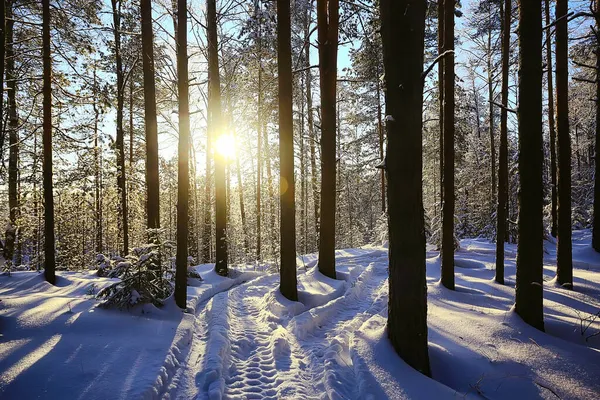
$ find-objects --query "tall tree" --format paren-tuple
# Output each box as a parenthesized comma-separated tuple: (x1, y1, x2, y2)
(316, 0, 339, 279)
(175, 0, 189, 308)
(3, 0, 17, 265)
(141, 0, 160, 235)
(495, 0, 510, 285)
(208, 0, 228, 276)
(111, 0, 129, 256)
(555, 0, 573, 288)
(277, 0, 298, 301)
(441, 0, 455, 290)
(42, 0, 56, 284)
(545, 0, 558, 238)
(380, 0, 431, 376)
(594, 0, 600, 252)
(515, 0, 544, 331)
(256, 0, 263, 262)
(438, 0, 444, 213)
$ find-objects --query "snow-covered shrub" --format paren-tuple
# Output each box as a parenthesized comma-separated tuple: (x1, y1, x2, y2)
(95, 254, 113, 277)
(96, 233, 174, 309)
(373, 212, 388, 247)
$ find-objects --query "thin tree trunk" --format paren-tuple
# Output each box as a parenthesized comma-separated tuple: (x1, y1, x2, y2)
(277, 0, 298, 301)
(175, 0, 189, 308)
(438, 0, 444, 213)
(256, 0, 263, 262)
(376, 67, 385, 213)
(555, 0, 573, 288)
(441, 0, 455, 290)
(208, 0, 228, 276)
(42, 0, 56, 284)
(380, 0, 430, 376)
(112, 0, 128, 256)
(495, 0, 510, 285)
(515, 0, 544, 331)
(4, 1, 17, 265)
(141, 0, 161, 237)
(265, 121, 275, 260)
(545, 0, 558, 238)
(488, 27, 496, 207)
(93, 67, 103, 254)
(316, 0, 339, 279)
(593, 0, 600, 252)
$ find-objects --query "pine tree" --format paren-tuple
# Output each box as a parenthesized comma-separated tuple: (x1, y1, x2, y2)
(381, 0, 431, 376)
(175, 0, 190, 308)
(555, 0, 573, 288)
(42, 0, 56, 284)
(277, 0, 298, 301)
(545, 0, 558, 239)
(441, 0, 455, 290)
(316, 0, 339, 279)
(515, 0, 544, 331)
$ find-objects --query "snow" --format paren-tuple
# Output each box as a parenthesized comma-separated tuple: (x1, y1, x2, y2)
(2, 231, 600, 399)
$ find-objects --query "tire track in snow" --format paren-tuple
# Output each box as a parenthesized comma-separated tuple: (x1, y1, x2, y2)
(290, 252, 390, 400)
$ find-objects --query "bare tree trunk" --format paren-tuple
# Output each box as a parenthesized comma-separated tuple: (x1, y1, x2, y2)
(555, 0, 573, 288)
(380, 0, 431, 376)
(487, 27, 496, 207)
(441, 0, 455, 290)
(316, 0, 339, 279)
(545, 0, 558, 238)
(141, 0, 161, 236)
(256, 1, 263, 262)
(515, 0, 544, 331)
(593, 0, 600, 252)
(277, 0, 298, 301)
(93, 67, 103, 254)
(208, 0, 228, 276)
(112, 0, 128, 256)
(438, 0, 444, 213)
(495, 0, 510, 285)
(42, 0, 56, 284)
(376, 66, 385, 213)
(4, 1, 17, 265)
(175, 0, 190, 308)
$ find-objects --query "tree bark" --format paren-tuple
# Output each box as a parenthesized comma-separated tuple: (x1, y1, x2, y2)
(208, 0, 228, 276)
(42, 0, 56, 284)
(438, 0, 444, 213)
(495, 0, 510, 285)
(515, 0, 544, 331)
(93, 66, 103, 254)
(555, 0, 573, 288)
(316, 0, 339, 279)
(380, 0, 431, 376)
(545, 0, 558, 239)
(487, 26, 496, 207)
(593, 0, 600, 252)
(141, 0, 160, 235)
(277, 0, 298, 301)
(441, 0, 455, 290)
(175, 0, 190, 308)
(256, 0, 263, 261)
(111, 0, 128, 256)
(4, 0, 17, 265)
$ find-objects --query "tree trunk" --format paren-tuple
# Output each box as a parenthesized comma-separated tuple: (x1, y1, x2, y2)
(438, 0, 444, 213)
(316, 0, 339, 279)
(515, 0, 544, 331)
(277, 0, 298, 301)
(593, 0, 600, 252)
(441, 0, 455, 290)
(487, 28, 496, 208)
(495, 0, 510, 285)
(208, 0, 228, 276)
(545, 0, 558, 238)
(141, 0, 161, 235)
(256, 1, 263, 262)
(175, 0, 189, 308)
(380, 0, 430, 376)
(93, 67, 103, 254)
(4, 1, 17, 265)
(111, 0, 128, 256)
(376, 67, 385, 213)
(555, 0, 573, 288)
(42, 0, 56, 284)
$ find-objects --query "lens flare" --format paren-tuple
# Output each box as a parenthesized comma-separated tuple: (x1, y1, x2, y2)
(214, 133, 236, 160)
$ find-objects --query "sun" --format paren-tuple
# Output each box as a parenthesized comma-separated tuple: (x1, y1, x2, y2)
(214, 133, 236, 160)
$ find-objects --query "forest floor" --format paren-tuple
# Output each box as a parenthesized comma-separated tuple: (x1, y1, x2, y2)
(1, 232, 600, 399)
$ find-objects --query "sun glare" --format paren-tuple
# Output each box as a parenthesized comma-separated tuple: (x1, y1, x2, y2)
(214, 133, 236, 160)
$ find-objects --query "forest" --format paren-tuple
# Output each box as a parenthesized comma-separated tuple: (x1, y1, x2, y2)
(0, 0, 600, 398)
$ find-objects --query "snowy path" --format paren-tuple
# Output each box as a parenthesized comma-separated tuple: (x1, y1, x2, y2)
(165, 249, 390, 400)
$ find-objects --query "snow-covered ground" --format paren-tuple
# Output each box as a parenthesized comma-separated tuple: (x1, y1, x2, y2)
(1, 232, 600, 399)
